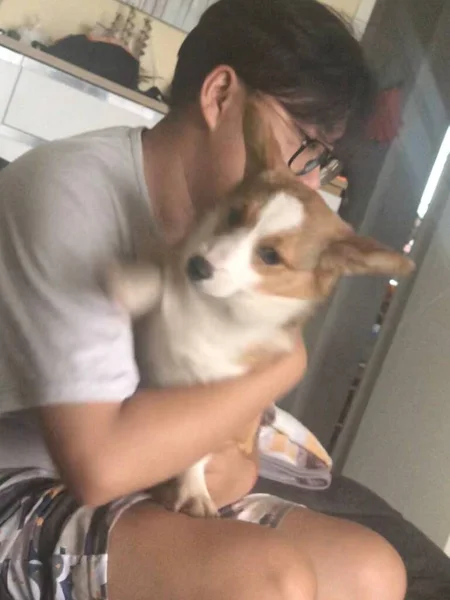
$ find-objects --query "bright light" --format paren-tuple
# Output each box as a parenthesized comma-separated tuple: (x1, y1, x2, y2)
(417, 126, 450, 219)
(389, 279, 399, 287)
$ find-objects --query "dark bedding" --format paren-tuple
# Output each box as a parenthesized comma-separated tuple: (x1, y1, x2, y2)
(254, 476, 450, 600)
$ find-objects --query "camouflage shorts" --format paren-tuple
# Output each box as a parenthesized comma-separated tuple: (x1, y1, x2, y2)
(0, 468, 299, 600)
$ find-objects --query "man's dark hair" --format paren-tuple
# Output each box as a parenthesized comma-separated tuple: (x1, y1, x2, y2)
(170, 0, 376, 137)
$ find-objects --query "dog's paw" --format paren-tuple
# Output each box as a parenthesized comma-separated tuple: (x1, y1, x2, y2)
(175, 492, 219, 519)
(105, 261, 162, 318)
(151, 480, 218, 518)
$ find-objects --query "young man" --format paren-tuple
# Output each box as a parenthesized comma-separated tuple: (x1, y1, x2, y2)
(0, 1, 407, 598)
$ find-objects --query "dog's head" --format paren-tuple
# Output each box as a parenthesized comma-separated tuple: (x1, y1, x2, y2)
(182, 98, 414, 311)
(109, 97, 414, 321)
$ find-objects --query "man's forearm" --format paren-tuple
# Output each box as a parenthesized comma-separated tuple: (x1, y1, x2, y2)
(99, 361, 295, 500)
(42, 345, 305, 506)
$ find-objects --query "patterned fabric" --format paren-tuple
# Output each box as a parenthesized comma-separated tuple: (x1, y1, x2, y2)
(0, 469, 299, 600)
(221, 493, 301, 527)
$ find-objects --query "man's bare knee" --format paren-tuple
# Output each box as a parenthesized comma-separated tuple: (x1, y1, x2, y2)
(109, 503, 316, 600)
(357, 532, 407, 600)
(240, 534, 317, 600)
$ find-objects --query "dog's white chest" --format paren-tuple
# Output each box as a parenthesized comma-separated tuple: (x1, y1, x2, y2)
(142, 288, 245, 387)
(132, 261, 304, 390)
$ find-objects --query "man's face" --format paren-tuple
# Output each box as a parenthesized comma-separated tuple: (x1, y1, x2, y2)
(262, 97, 342, 191)
(192, 71, 343, 213)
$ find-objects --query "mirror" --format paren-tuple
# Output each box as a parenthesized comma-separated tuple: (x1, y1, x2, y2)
(117, 0, 364, 34)
(0, 0, 188, 98)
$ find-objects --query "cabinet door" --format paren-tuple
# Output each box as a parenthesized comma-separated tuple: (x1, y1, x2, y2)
(0, 50, 21, 122)
(4, 67, 163, 141)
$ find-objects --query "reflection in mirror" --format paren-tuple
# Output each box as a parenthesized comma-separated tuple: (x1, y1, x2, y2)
(0, 0, 188, 102)
(119, 0, 216, 33)
(118, 0, 366, 35)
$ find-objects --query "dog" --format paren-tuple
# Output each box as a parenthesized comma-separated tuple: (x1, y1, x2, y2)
(108, 98, 414, 518)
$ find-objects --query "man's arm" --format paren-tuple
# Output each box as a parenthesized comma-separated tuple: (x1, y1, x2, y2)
(40, 340, 306, 506)
(0, 148, 305, 506)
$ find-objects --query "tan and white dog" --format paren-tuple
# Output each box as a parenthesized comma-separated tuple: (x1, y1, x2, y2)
(108, 98, 414, 518)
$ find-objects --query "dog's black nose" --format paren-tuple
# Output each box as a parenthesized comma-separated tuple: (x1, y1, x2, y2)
(186, 255, 213, 281)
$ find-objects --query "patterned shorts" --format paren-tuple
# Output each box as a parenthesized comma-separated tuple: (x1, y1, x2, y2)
(0, 468, 299, 600)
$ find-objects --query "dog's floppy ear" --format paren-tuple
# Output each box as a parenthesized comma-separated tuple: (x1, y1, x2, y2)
(106, 262, 162, 318)
(243, 96, 285, 179)
(317, 235, 415, 294)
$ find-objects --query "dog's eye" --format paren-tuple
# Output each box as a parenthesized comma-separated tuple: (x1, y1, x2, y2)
(227, 207, 244, 227)
(258, 246, 282, 266)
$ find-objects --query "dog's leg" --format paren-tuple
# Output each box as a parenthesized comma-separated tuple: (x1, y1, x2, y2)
(106, 262, 162, 318)
(151, 456, 218, 518)
(174, 457, 218, 518)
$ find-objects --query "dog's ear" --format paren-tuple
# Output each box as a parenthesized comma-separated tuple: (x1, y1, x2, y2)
(243, 96, 285, 179)
(106, 262, 162, 318)
(317, 235, 415, 294)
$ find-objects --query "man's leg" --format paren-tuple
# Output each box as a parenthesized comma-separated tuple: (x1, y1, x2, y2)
(108, 501, 317, 600)
(277, 508, 407, 600)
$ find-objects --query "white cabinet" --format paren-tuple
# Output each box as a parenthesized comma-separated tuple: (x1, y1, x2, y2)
(0, 131, 34, 161)
(0, 43, 165, 162)
(4, 67, 163, 142)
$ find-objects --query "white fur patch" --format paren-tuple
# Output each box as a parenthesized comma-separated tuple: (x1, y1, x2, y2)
(200, 230, 260, 298)
(257, 192, 305, 238)
(231, 289, 313, 327)
(192, 193, 303, 298)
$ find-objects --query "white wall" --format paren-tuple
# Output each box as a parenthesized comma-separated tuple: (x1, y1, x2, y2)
(352, 0, 378, 38)
(323, 0, 377, 37)
(344, 181, 450, 550)
(323, 0, 362, 18)
(445, 534, 450, 558)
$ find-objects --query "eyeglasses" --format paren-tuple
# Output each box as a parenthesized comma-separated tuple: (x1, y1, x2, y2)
(287, 133, 342, 186)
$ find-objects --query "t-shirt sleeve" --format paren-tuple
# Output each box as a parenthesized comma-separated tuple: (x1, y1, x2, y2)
(0, 149, 139, 410)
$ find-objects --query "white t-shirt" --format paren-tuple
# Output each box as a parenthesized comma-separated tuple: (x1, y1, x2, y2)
(0, 127, 158, 469)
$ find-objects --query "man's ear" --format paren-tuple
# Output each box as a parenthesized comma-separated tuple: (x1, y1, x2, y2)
(317, 234, 415, 294)
(243, 96, 285, 179)
(199, 65, 240, 132)
(106, 262, 162, 318)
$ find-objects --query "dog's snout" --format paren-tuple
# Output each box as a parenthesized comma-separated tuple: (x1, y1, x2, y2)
(186, 255, 214, 281)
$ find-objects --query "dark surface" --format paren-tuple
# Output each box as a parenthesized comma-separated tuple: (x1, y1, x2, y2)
(254, 476, 450, 600)
(285, 0, 450, 451)
(45, 35, 140, 90)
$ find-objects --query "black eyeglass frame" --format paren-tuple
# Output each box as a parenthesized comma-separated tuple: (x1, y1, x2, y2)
(287, 134, 336, 179)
